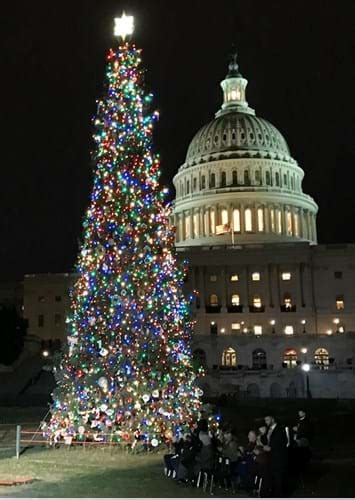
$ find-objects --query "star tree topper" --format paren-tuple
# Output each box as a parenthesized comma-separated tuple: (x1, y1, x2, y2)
(114, 12, 134, 41)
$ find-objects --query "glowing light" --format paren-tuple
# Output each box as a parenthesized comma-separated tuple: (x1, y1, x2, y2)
(301, 363, 310, 372)
(114, 13, 134, 40)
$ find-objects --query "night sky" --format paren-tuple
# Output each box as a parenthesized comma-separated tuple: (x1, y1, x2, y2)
(2, 0, 355, 281)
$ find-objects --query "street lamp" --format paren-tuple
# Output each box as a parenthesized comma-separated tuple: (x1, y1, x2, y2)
(270, 319, 276, 334)
(301, 363, 311, 399)
(301, 319, 306, 333)
(333, 317, 340, 333)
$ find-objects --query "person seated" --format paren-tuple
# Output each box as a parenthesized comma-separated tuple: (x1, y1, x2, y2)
(217, 427, 241, 490)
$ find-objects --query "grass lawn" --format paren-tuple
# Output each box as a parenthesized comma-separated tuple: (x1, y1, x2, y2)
(0, 405, 355, 497)
(0, 447, 208, 498)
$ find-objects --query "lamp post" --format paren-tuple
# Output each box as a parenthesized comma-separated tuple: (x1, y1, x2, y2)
(301, 363, 311, 399)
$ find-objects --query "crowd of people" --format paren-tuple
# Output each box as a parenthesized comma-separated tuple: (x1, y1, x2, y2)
(163, 410, 314, 497)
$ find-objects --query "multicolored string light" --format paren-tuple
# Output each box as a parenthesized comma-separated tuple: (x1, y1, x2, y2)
(47, 40, 203, 448)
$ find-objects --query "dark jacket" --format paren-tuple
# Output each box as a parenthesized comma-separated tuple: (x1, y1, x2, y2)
(268, 424, 288, 467)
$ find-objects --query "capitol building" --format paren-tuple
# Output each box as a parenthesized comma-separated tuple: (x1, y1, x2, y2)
(23, 54, 355, 399)
(170, 53, 355, 399)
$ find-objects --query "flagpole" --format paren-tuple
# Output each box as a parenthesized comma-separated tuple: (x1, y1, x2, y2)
(231, 218, 235, 247)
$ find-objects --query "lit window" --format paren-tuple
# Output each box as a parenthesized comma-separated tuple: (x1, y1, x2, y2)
(257, 208, 264, 232)
(252, 272, 260, 281)
(284, 348, 297, 368)
(254, 325, 262, 335)
(284, 297, 292, 309)
(54, 313, 61, 326)
(231, 294, 240, 306)
(276, 209, 282, 234)
(204, 210, 209, 235)
(245, 208, 253, 232)
(222, 347, 237, 367)
(230, 274, 239, 282)
(294, 213, 300, 237)
(336, 295, 344, 310)
(221, 208, 228, 225)
(253, 296, 262, 308)
(231, 323, 240, 331)
(233, 209, 241, 232)
(270, 208, 275, 232)
(210, 209, 216, 234)
(184, 215, 191, 239)
(284, 325, 294, 335)
(38, 314, 44, 328)
(209, 275, 217, 282)
(282, 272, 291, 281)
(209, 294, 219, 306)
(286, 211, 292, 235)
(314, 348, 329, 369)
(193, 213, 199, 238)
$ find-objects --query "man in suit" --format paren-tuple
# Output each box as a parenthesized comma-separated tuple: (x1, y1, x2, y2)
(263, 415, 288, 497)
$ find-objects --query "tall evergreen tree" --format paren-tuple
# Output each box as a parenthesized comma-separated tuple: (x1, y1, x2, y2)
(49, 16, 202, 448)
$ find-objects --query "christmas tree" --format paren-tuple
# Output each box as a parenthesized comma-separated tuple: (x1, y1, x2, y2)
(48, 15, 202, 448)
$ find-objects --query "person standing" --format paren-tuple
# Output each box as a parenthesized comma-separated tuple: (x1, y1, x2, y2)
(262, 415, 288, 497)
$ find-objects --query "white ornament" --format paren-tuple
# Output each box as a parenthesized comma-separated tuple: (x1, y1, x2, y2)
(142, 394, 150, 403)
(78, 426, 85, 434)
(152, 390, 159, 398)
(99, 348, 109, 357)
(100, 404, 108, 412)
(151, 438, 159, 447)
(98, 377, 108, 388)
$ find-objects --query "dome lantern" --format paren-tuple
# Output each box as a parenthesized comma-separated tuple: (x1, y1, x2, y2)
(217, 51, 255, 118)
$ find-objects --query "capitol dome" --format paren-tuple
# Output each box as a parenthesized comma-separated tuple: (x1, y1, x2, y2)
(185, 113, 291, 166)
(172, 52, 318, 247)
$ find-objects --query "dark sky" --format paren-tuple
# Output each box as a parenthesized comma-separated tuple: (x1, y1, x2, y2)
(2, 0, 355, 281)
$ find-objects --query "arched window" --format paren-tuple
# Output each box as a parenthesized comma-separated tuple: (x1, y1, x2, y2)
(284, 349, 298, 368)
(252, 348, 267, 370)
(184, 215, 191, 239)
(209, 294, 219, 306)
(221, 171, 226, 187)
(275, 172, 280, 186)
(193, 349, 207, 369)
(186, 180, 190, 194)
(266, 171, 271, 185)
(291, 177, 294, 190)
(244, 170, 250, 185)
(210, 173, 216, 188)
(222, 347, 237, 367)
(231, 294, 240, 306)
(257, 208, 264, 232)
(201, 175, 206, 189)
(210, 209, 216, 234)
(193, 178, 197, 191)
(314, 348, 329, 369)
(245, 208, 253, 232)
(255, 170, 261, 185)
(221, 208, 228, 226)
(181, 182, 184, 197)
(232, 170, 238, 186)
(233, 208, 241, 232)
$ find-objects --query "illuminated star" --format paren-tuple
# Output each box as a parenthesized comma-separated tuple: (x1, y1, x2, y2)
(114, 12, 134, 41)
